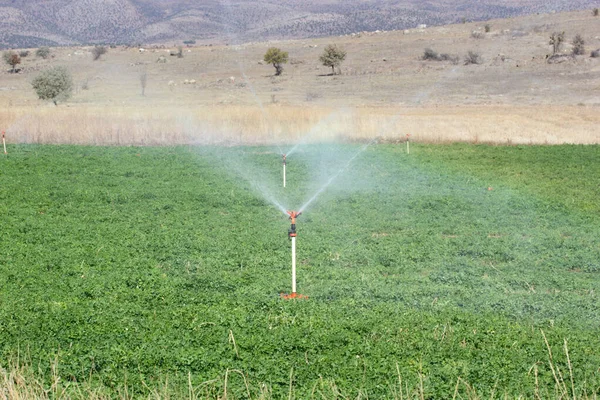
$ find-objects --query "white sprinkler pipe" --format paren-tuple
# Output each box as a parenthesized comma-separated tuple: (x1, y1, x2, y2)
(283, 163, 286, 188)
(2, 131, 6, 155)
(291, 236, 296, 293)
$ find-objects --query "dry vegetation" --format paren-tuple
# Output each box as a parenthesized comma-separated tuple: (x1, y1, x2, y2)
(1, 10, 599, 145)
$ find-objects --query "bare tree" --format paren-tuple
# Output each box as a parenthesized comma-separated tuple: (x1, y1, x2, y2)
(549, 32, 565, 54)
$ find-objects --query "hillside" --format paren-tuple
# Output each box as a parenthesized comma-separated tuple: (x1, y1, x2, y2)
(0, 9, 599, 146)
(0, 0, 598, 48)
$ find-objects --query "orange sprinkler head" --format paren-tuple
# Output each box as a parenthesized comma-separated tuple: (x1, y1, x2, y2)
(282, 154, 286, 164)
(287, 211, 301, 238)
(280, 292, 308, 300)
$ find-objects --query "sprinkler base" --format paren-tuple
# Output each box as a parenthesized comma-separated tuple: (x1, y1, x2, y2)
(280, 292, 308, 300)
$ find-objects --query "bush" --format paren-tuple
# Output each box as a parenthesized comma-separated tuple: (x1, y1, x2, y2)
(470, 31, 484, 39)
(92, 46, 107, 61)
(464, 51, 482, 65)
(572, 34, 585, 56)
(594, 8, 599, 16)
(36, 46, 50, 59)
(19, 50, 30, 58)
(183, 40, 196, 45)
(439, 53, 460, 64)
(423, 49, 458, 63)
(484, 24, 491, 33)
(31, 66, 73, 105)
(319, 44, 347, 75)
(591, 49, 600, 58)
(422, 48, 440, 60)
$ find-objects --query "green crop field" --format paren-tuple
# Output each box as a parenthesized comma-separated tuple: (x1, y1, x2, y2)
(1, 144, 599, 399)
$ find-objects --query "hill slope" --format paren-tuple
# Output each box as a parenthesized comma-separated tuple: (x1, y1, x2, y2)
(0, 0, 598, 48)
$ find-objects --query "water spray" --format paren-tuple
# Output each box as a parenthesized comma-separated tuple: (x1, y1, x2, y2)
(2, 131, 6, 155)
(281, 211, 307, 299)
(282, 154, 286, 188)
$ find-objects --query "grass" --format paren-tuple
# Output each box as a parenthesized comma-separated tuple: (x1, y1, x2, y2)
(0, 143, 599, 398)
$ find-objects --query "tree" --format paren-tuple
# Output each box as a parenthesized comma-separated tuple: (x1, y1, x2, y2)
(549, 31, 565, 54)
(3, 51, 21, 72)
(572, 34, 585, 55)
(319, 44, 347, 75)
(263, 47, 288, 76)
(31, 66, 73, 105)
(92, 45, 107, 61)
(36, 46, 51, 59)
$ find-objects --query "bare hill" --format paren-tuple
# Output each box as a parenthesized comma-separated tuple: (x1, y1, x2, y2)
(0, 0, 598, 48)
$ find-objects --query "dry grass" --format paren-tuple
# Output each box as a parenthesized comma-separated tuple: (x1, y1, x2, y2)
(1, 104, 598, 146)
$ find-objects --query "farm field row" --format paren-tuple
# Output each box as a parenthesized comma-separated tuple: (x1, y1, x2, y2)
(0, 143, 599, 398)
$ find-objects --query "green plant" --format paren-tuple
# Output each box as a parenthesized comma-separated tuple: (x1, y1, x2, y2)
(31, 66, 73, 105)
(263, 47, 289, 76)
(593, 8, 599, 16)
(319, 44, 347, 75)
(484, 24, 491, 33)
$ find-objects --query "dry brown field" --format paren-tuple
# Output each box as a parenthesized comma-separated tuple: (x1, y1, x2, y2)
(1, 9, 599, 145)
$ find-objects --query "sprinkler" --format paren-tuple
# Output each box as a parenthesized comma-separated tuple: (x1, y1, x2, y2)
(406, 133, 411, 154)
(2, 131, 6, 155)
(282, 154, 286, 188)
(281, 211, 308, 299)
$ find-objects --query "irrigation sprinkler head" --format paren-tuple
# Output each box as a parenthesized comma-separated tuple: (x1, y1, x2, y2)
(287, 210, 301, 238)
(280, 292, 308, 300)
(282, 154, 286, 165)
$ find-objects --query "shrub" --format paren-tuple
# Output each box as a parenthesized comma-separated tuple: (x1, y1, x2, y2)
(591, 49, 600, 58)
(92, 45, 107, 61)
(183, 40, 196, 45)
(36, 46, 50, 59)
(594, 8, 599, 16)
(422, 48, 440, 60)
(263, 47, 289, 76)
(3, 51, 21, 72)
(470, 31, 484, 39)
(464, 51, 482, 65)
(177, 46, 183, 58)
(19, 50, 30, 58)
(484, 24, 491, 33)
(31, 66, 73, 105)
(439, 53, 460, 64)
(319, 44, 347, 75)
(572, 34, 585, 56)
